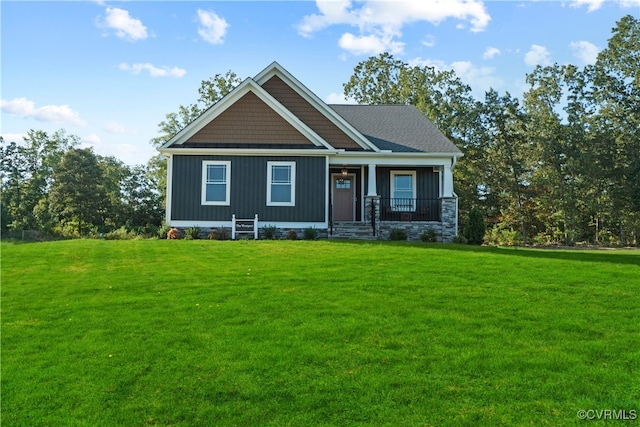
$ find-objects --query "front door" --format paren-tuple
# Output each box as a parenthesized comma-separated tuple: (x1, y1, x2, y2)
(332, 174, 355, 221)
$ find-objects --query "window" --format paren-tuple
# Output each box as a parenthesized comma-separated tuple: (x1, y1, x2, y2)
(267, 161, 295, 206)
(202, 161, 231, 205)
(390, 170, 416, 211)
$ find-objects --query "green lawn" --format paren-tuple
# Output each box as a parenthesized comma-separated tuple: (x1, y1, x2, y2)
(2, 240, 639, 426)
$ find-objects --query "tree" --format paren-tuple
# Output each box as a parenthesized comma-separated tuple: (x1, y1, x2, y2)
(49, 148, 107, 235)
(479, 89, 533, 242)
(590, 15, 640, 244)
(0, 130, 79, 232)
(150, 71, 241, 148)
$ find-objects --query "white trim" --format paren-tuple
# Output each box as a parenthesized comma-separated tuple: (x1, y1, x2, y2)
(390, 170, 417, 211)
(160, 148, 336, 156)
(165, 154, 173, 223)
(169, 220, 327, 229)
(360, 165, 365, 222)
(160, 78, 334, 150)
(201, 161, 231, 206)
(253, 62, 380, 152)
(325, 156, 330, 227)
(267, 161, 296, 207)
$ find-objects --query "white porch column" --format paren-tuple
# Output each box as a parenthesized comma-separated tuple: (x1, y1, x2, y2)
(442, 164, 454, 197)
(367, 164, 378, 196)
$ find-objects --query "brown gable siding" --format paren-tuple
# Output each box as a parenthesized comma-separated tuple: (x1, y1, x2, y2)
(261, 76, 364, 151)
(187, 91, 315, 146)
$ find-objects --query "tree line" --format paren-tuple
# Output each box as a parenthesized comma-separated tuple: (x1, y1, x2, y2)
(1, 15, 637, 244)
(1, 130, 164, 238)
(343, 15, 639, 245)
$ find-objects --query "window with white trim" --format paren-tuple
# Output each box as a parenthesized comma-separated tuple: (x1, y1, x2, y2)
(202, 161, 231, 205)
(267, 161, 295, 206)
(390, 170, 416, 211)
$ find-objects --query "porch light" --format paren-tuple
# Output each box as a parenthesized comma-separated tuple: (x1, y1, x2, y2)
(341, 168, 348, 177)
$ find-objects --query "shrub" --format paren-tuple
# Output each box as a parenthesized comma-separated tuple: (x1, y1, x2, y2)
(286, 230, 298, 240)
(104, 226, 135, 240)
(463, 207, 486, 245)
(184, 227, 200, 240)
(208, 228, 230, 240)
(389, 228, 407, 241)
(420, 228, 437, 243)
(452, 234, 468, 244)
(167, 228, 180, 240)
(262, 225, 277, 240)
(158, 224, 172, 239)
(484, 227, 522, 246)
(303, 227, 318, 240)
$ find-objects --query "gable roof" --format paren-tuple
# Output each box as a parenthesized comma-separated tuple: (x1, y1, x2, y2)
(330, 105, 463, 154)
(161, 77, 334, 150)
(160, 62, 461, 157)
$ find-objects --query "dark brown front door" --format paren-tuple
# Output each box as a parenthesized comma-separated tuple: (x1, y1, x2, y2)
(333, 174, 355, 221)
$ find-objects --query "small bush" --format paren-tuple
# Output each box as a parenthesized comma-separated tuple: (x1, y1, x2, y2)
(484, 227, 522, 246)
(262, 225, 277, 240)
(286, 230, 298, 240)
(389, 228, 407, 241)
(420, 228, 437, 243)
(104, 226, 135, 240)
(463, 207, 486, 245)
(208, 228, 230, 240)
(167, 228, 180, 240)
(452, 234, 468, 244)
(158, 224, 172, 240)
(184, 227, 200, 240)
(303, 227, 318, 240)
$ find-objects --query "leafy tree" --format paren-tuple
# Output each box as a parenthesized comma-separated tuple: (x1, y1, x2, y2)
(463, 207, 486, 245)
(49, 148, 107, 236)
(150, 71, 241, 148)
(590, 14, 640, 244)
(0, 130, 79, 232)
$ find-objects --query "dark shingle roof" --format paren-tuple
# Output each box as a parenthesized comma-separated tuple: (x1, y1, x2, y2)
(329, 105, 462, 154)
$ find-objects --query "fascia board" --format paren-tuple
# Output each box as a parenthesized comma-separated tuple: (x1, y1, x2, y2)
(161, 77, 335, 150)
(253, 62, 381, 153)
(159, 147, 339, 156)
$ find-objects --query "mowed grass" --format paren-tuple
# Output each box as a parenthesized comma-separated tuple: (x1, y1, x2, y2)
(2, 240, 639, 426)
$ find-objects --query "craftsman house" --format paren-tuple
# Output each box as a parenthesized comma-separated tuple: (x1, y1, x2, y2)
(159, 62, 463, 241)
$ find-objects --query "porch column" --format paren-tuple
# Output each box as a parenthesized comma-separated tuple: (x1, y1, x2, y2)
(442, 164, 454, 198)
(367, 164, 378, 196)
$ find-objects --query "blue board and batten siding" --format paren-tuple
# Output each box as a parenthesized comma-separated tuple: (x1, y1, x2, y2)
(171, 155, 326, 223)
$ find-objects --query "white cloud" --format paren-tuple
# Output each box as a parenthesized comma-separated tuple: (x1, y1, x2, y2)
(104, 121, 127, 134)
(197, 9, 229, 44)
(422, 35, 436, 47)
(0, 133, 28, 143)
(338, 31, 404, 55)
(570, 40, 600, 65)
(408, 57, 504, 98)
(100, 7, 148, 41)
(524, 44, 552, 67)
(298, 0, 490, 56)
(84, 133, 102, 145)
(569, 0, 605, 12)
(483, 46, 501, 60)
(119, 63, 186, 78)
(1, 97, 86, 127)
(570, 0, 640, 11)
(324, 92, 358, 104)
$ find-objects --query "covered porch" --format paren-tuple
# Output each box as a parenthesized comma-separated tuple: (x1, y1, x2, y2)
(327, 158, 458, 241)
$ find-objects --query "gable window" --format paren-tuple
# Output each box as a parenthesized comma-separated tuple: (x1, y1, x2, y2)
(202, 161, 231, 205)
(390, 170, 416, 211)
(267, 161, 296, 206)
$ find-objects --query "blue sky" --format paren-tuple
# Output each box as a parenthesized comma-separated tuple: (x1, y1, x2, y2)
(2, 0, 638, 165)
